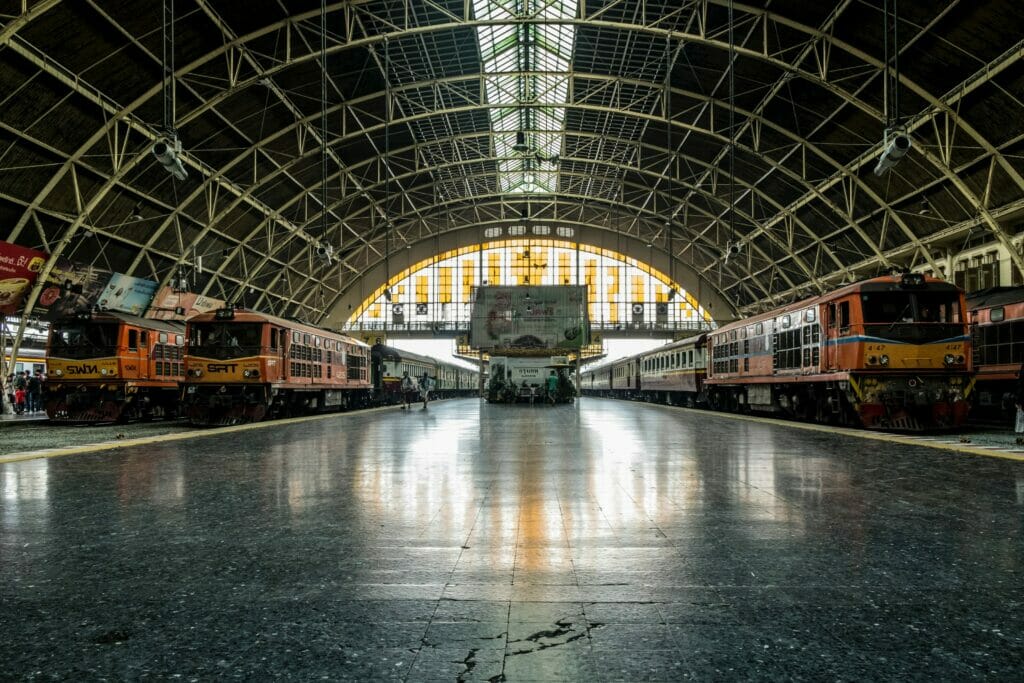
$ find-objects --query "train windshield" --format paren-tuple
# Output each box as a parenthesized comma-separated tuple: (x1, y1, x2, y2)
(860, 291, 963, 342)
(49, 323, 119, 359)
(188, 323, 263, 358)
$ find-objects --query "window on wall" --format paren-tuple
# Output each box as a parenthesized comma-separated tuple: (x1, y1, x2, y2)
(343, 239, 714, 331)
(955, 253, 1000, 293)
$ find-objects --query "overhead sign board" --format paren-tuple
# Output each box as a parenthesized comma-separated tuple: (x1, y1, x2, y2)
(469, 285, 589, 351)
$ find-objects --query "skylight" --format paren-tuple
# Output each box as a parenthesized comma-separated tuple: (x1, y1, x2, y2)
(474, 0, 578, 194)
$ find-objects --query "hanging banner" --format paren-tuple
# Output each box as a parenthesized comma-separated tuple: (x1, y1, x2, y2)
(96, 273, 159, 315)
(35, 258, 108, 320)
(145, 286, 225, 320)
(469, 285, 589, 350)
(0, 241, 48, 315)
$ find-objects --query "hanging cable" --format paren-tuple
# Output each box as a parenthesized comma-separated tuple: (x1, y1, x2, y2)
(162, 0, 175, 134)
(665, 33, 676, 300)
(320, 0, 328, 239)
(727, 0, 737, 256)
(384, 35, 392, 302)
(874, 0, 910, 176)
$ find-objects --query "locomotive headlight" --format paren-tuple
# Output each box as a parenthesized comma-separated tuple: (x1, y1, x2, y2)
(956, 355, 965, 364)
(243, 369, 260, 379)
(53, 368, 63, 376)
(944, 354, 956, 366)
(100, 368, 108, 375)
(880, 354, 890, 367)
(190, 369, 203, 378)
(867, 355, 878, 365)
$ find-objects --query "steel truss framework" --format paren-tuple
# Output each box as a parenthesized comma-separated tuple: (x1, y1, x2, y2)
(2, 0, 1024, 349)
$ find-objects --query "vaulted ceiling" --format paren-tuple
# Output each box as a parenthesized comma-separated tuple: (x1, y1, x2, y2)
(3, 0, 1024, 323)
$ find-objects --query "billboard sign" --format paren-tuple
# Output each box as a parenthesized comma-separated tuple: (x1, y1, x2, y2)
(0, 241, 47, 315)
(469, 285, 589, 350)
(97, 273, 159, 315)
(145, 286, 225, 320)
(36, 258, 108, 320)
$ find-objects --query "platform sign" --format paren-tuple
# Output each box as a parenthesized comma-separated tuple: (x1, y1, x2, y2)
(97, 273, 158, 315)
(469, 285, 589, 351)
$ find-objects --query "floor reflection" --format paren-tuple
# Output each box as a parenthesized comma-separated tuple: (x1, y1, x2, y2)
(1, 398, 1023, 679)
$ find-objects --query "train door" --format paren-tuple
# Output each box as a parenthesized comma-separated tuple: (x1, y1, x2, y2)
(825, 303, 838, 371)
(269, 327, 285, 380)
(634, 358, 642, 392)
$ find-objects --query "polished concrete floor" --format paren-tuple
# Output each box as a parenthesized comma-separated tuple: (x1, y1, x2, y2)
(2, 398, 1023, 681)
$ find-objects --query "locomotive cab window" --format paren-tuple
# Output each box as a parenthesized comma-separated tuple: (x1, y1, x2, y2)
(140, 331, 148, 346)
(128, 329, 138, 351)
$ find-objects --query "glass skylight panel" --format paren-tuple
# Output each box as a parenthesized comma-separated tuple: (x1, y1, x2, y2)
(474, 0, 578, 194)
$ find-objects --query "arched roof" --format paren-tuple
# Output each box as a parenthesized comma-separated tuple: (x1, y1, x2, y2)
(3, 1, 1024, 325)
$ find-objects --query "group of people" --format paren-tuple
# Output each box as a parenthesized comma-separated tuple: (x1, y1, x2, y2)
(4, 370, 45, 416)
(400, 371, 436, 410)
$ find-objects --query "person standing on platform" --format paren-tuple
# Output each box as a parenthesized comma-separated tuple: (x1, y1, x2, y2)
(400, 371, 417, 410)
(1015, 365, 1024, 445)
(26, 372, 41, 413)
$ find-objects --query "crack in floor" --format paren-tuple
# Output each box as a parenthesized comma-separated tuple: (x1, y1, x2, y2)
(505, 619, 606, 656)
(455, 647, 479, 683)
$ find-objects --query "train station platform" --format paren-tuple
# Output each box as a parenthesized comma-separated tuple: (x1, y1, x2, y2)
(2, 399, 1022, 680)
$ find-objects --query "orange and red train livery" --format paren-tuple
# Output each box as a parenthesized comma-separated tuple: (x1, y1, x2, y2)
(181, 306, 371, 425)
(45, 312, 185, 422)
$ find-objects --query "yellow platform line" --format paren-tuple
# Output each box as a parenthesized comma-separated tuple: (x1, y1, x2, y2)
(639, 401, 1024, 463)
(0, 403, 407, 465)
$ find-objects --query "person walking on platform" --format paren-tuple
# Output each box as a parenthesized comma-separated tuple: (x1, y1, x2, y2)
(400, 371, 417, 410)
(420, 372, 434, 409)
(546, 370, 559, 404)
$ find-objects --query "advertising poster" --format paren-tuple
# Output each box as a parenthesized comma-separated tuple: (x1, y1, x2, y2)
(97, 273, 158, 315)
(35, 257, 108, 320)
(0, 241, 47, 315)
(469, 285, 589, 350)
(145, 286, 225, 320)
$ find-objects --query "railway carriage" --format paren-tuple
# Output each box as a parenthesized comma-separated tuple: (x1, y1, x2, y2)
(635, 333, 708, 406)
(45, 312, 185, 422)
(182, 307, 371, 425)
(371, 343, 478, 404)
(705, 273, 972, 430)
(966, 286, 1024, 419)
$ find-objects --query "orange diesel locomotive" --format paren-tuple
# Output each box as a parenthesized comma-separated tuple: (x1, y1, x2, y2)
(704, 273, 973, 430)
(45, 312, 185, 422)
(181, 307, 370, 425)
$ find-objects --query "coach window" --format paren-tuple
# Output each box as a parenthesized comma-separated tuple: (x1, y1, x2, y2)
(303, 334, 311, 345)
(128, 329, 138, 351)
(315, 337, 321, 348)
(755, 322, 763, 336)
(781, 315, 791, 329)
(158, 332, 168, 344)
(740, 327, 746, 340)
(805, 308, 816, 323)
(176, 335, 183, 346)
(292, 331, 300, 344)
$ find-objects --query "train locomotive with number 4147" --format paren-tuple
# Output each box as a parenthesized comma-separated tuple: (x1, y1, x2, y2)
(584, 273, 974, 431)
